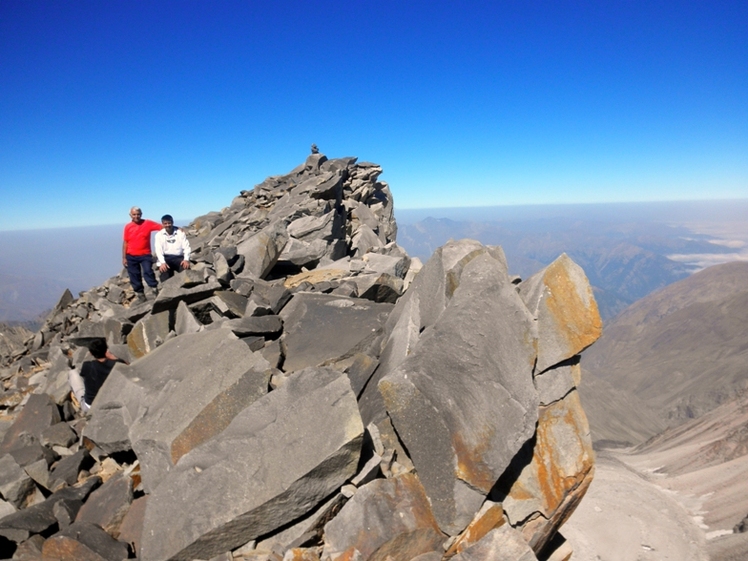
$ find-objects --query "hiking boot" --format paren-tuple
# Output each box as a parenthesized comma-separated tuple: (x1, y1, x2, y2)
(135, 292, 147, 303)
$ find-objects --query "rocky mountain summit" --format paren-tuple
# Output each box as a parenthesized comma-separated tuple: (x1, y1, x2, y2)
(0, 153, 602, 561)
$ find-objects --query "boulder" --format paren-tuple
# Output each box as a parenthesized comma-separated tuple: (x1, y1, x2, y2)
(0, 393, 61, 455)
(380, 250, 539, 535)
(139, 367, 363, 561)
(236, 222, 289, 279)
(41, 521, 129, 561)
(451, 524, 538, 561)
(279, 293, 392, 373)
(86, 328, 273, 492)
(518, 254, 602, 374)
(126, 310, 170, 359)
(75, 472, 133, 538)
(0, 454, 34, 509)
(500, 390, 595, 553)
(322, 473, 444, 561)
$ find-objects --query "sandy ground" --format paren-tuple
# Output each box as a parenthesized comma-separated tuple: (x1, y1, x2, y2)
(563, 448, 748, 561)
(563, 451, 708, 561)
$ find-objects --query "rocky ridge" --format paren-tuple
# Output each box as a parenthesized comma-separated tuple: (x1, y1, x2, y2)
(0, 152, 602, 561)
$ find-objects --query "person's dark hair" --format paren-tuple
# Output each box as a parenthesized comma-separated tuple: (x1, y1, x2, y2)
(88, 339, 109, 360)
(161, 214, 174, 222)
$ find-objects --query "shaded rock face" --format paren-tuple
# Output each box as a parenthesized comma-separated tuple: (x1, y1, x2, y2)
(0, 152, 601, 561)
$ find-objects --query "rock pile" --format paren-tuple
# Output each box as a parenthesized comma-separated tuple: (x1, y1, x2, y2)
(0, 152, 602, 561)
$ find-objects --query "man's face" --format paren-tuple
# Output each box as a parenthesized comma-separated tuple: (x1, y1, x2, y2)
(162, 219, 174, 234)
(129, 209, 142, 223)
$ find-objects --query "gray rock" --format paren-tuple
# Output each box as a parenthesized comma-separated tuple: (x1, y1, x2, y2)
(355, 273, 404, 303)
(350, 224, 382, 256)
(175, 300, 202, 336)
(87, 328, 272, 492)
(451, 524, 538, 561)
(41, 422, 79, 448)
(362, 252, 410, 278)
(213, 291, 248, 318)
(152, 279, 222, 314)
(48, 449, 92, 491)
(75, 472, 133, 537)
(126, 310, 170, 359)
(213, 252, 232, 284)
(218, 315, 283, 337)
(322, 473, 444, 561)
(52, 497, 83, 528)
(0, 454, 35, 508)
(236, 222, 289, 279)
(8, 437, 57, 468)
(0, 477, 100, 542)
(379, 250, 538, 535)
(279, 293, 393, 373)
(518, 253, 602, 374)
(139, 367, 363, 561)
(535, 359, 579, 406)
(42, 520, 129, 561)
(0, 393, 61, 455)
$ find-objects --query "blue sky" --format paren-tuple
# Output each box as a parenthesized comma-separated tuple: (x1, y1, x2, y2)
(1, 0, 746, 230)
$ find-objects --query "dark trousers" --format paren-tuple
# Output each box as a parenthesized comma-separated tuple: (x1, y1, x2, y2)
(160, 254, 186, 283)
(126, 254, 157, 293)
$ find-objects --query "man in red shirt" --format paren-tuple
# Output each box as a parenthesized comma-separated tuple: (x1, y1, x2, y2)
(123, 206, 162, 302)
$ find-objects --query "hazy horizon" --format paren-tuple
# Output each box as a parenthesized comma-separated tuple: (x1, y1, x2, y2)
(1, 199, 746, 323)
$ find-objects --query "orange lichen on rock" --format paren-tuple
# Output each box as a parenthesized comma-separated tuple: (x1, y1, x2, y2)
(445, 502, 506, 557)
(542, 255, 602, 362)
(503, 390, 595, 552)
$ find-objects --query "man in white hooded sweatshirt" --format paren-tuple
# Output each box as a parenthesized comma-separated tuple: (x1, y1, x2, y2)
(154, 214, 192, 283)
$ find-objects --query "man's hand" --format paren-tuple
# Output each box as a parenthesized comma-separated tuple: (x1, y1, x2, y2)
(159, 263, 169, 273)
(122, 258, 127, 267)
(181, 261, 191, 270)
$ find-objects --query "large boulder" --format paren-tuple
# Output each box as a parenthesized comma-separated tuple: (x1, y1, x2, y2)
(84, 328, 274, 492)
(379, 248, 539, 535)
(519, 254, 602, 373)
(139, 367, 364, 561)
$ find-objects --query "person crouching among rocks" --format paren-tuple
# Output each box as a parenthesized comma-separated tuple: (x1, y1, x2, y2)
(68, 339, 126, 413)
(155, 214, 191, 283)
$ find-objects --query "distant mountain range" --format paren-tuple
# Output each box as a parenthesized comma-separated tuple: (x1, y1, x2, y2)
(580, 260, 748, 445)
(396, 200, 748, 319)
(1, 201, 746, 323)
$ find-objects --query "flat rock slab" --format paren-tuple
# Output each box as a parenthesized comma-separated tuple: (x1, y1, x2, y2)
(280, 293, 393, 373)
(139, 367, 363, 561)
(379, 249, 539, 535)
(518, 253, 602, 374)
(322, 473, 444, 561)
(0, 454, 34, 508)
(0, 394, 61, 455)
(42, 521, 129, 561)
(85, 328, 273, 492)
(75, 472, 133, 537)
(152, 279, 222, 314)
(0, 477, 100, 542)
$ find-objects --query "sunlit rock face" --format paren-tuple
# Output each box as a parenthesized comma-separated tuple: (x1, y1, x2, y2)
(0, 151, 601, 561)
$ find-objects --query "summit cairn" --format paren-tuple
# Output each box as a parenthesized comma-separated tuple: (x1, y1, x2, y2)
(0, 152, 601, 561)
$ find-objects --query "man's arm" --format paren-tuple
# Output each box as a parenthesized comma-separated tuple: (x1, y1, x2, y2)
(179, 229, 192, 269)
(154, 230, 166, 266)
(122, 240, 128, 267)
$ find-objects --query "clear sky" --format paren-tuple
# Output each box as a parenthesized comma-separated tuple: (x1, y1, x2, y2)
(1, 0, 746, 231)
